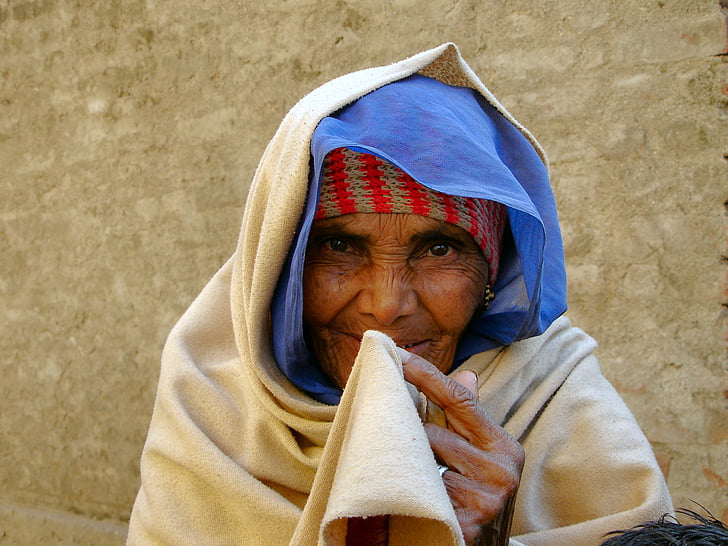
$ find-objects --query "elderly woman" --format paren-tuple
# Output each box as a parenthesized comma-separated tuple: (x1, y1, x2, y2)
(127, 44, 672, 545)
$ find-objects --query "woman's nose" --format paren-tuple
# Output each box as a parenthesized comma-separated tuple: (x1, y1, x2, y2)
(355, 265, 417, 326)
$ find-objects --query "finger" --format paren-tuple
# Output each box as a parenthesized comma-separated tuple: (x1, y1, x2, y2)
(430, 429, 521, 545)
(426, 423, 523, 484)
(441, 470, 509, 527)
(398, 348, 500, 444)
(442, 471, 516, 545)
(397, 348, 473, 410)
(452, 369, 477, 395)
(430, 427, 521, 545)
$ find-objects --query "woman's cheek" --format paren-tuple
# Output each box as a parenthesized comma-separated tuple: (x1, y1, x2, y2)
(418, 270, 485, 324)
(303, 266, 356, 323)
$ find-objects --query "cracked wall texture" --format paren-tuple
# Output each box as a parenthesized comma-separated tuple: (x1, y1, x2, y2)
(1, 0, 726, 543)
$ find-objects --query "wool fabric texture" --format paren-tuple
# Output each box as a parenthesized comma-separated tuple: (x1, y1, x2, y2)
(315, 147, 507, 282)
(127, 43, 673, 545)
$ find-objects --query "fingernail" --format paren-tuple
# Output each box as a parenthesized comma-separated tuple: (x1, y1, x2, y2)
(396, 347, 412, 363)
(462, 368, 478, 384)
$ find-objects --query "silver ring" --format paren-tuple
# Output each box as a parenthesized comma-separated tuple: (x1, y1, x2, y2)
(437, 464, 449, 477)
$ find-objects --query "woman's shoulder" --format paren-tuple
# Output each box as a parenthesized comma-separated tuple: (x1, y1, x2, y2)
(507, 315, 598, 365)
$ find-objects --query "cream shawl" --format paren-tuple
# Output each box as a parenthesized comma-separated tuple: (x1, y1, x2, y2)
(127, 44, 672, 545)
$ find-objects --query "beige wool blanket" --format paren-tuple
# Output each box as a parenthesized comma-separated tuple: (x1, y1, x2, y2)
(127, 44, 672, 545)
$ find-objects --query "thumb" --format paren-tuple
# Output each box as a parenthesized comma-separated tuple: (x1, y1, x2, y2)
(451, 369, 478, 395)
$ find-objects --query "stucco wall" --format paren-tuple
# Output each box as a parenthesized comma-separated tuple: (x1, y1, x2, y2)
(1, 0, 725, 543)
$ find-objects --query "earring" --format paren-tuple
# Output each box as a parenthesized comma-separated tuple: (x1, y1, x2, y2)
(482, 285, 495, 310)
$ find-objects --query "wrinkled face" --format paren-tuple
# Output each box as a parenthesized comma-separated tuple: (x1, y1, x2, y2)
(302, 213, 489, 389)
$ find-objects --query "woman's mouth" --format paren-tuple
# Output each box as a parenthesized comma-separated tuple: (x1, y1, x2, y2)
(399, 340, 428, 351)
(342, 332, 427, 352)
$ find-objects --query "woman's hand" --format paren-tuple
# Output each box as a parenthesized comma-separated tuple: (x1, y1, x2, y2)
(398, 348, 524, 545)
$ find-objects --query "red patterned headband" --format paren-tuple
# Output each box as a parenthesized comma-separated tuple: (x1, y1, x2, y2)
(315, 147, 507, 282)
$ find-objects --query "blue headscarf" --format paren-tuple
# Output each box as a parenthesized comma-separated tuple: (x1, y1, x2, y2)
(271, 74, 567, 404)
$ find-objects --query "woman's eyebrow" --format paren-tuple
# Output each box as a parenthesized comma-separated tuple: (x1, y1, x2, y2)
(408, 227, 470, 246)
(308, 223, 371, 243)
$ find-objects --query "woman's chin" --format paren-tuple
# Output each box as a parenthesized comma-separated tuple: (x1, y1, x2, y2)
(311, 332, 361, 389)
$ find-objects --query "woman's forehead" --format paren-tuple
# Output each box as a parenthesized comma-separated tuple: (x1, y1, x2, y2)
(309, 213, 478, 245)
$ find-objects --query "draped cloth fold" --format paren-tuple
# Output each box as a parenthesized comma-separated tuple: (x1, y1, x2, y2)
(291, 330, 462, 545)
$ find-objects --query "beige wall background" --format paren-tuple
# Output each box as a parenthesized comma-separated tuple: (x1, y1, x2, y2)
(1, 0, 726, 543)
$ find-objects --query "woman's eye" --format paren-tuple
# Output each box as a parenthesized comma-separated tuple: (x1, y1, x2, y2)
(326, 238, 350, 252)
(428, 243, 451, 257)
